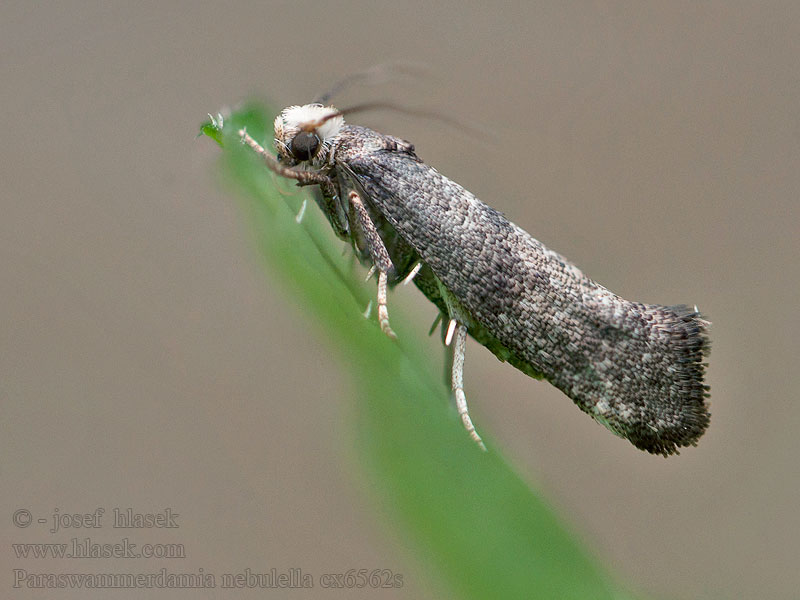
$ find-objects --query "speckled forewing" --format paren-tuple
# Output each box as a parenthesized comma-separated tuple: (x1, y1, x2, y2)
(337, 129, 709, 456)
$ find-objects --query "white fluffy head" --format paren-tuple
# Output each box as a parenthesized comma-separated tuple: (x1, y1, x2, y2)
(273, 104, 344, 165)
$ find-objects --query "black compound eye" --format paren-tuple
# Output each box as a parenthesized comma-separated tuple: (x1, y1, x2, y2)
(290, 131, 321, 162)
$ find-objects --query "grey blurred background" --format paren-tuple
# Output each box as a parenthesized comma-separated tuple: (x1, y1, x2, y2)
(2, 2, 798, 599)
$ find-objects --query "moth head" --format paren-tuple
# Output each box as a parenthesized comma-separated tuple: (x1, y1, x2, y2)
(273, 104, 344, 166)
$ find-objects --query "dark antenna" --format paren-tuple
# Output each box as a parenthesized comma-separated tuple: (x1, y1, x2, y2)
(315, 101, 493, 144)
(313, 62, 430, 105)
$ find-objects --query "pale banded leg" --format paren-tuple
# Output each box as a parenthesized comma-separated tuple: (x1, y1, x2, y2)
(377, 271, 396, 339)
(450, 322, 486, 451)
(347, 190, 396, 339)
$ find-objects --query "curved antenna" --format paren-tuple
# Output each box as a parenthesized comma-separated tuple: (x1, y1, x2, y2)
(316, 101, 494, 144)
(313, 61, 431, 105)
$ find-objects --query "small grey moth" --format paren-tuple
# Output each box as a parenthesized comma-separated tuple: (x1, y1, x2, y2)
(236, 100, 710, 457)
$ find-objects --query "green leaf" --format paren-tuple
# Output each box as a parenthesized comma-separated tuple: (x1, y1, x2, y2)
(202, 102, 640, 600)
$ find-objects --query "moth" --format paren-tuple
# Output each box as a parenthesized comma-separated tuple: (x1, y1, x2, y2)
(236, 100, 710, 456)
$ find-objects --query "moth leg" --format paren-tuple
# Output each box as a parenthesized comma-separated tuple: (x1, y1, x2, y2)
(428, 312, 443, 336)
(316, 180, 350, 239)
(402, 261, 422, 285)
(238, 128, 332, 187)
(450, 321, 486, 451)
(295, 198, 307, 223)
(376, 271, 395, 339)
(347, 190, 396, 339)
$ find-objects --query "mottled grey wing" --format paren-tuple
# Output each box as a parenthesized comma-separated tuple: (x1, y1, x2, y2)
(345, 150, 709, 456)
